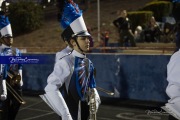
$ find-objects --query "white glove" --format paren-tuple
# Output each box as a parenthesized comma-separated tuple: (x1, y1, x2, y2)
(61, 114, 73, 120)
(94, 88, 101, 112)
(1, 94, 7, 101)
(19, 69, 23, 86)
(1, 80, 7, 101)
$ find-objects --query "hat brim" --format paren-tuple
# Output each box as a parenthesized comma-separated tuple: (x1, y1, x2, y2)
(76, 31, 91, 37)
(3, 34, 13, 38)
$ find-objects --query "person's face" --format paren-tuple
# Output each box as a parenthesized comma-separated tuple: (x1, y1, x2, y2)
(71, 36, 90, 53)
(121, 10, 127, 17)
(150, 17, 156, 24)
(3, 37, 13, 46)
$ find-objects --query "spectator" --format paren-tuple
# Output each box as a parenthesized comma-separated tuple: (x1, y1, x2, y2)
(123, 36, 131, 47)
(101, 30, 109, 47)
(113, 10, 136, 47)
(144, 16, 162, 42)
(134, 25, 144, 43)
(163, 22, 176, 43)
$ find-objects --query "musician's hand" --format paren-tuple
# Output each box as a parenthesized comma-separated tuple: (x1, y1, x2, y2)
(19, 70, 23, 86)
(94, 88, 101, 112)
(20, 79, 23, 86)
(1, 93, 7, 101)
(1, 80, 7, 101)
(95, 97, 101, 112)
(61, 114, 73, 120)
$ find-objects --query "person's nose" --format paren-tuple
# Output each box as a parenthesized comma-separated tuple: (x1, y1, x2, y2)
(86, 38, 90, 43)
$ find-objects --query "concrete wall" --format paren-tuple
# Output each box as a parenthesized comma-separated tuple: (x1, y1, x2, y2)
(22, 53, 171, 102)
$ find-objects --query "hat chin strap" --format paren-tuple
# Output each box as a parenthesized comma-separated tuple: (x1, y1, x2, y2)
(1, 39, 10, 47)
(74, 38, 85, 55)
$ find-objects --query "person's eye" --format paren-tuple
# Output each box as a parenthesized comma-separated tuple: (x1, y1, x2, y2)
(80, 37, 86, 40)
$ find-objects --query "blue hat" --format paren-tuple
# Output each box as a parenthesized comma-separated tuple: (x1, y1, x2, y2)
(57, 0, 90, 41)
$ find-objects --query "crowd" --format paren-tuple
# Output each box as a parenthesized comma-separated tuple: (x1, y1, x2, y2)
(112, 9, 178, 47)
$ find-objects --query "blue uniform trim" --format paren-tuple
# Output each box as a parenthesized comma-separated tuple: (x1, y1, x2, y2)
(0, 15, 10, 29)
(69, 57, 96, 101)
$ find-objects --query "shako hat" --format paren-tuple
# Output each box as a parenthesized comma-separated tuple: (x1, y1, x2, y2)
(57, 0, 90, 42)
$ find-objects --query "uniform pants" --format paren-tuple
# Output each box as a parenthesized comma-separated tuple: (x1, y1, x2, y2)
(0, 85, 22, 120)
(59, 92, 89, 120)
(169, 115, 178, 120)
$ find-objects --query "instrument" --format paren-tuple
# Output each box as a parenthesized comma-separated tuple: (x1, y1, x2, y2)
(88, 87, 114, 120)
(89, 88, 96, 120)
(6, 81, 26, 104)
(6, 71, 26, 104)
(7, 71, 21, 86)
(96, 86, 114, 96)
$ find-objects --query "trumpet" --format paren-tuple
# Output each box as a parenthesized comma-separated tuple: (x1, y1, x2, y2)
(89, 88, 97, 120)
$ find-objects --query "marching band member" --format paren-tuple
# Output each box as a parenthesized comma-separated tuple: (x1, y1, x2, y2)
(0, 1, 23, 119)
(40, 0, 101, 120)
(162, 23, 180, 120)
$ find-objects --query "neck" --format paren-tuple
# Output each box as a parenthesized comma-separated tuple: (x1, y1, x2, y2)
(2, 44, 10, 47)
(74, 48, 85, 55)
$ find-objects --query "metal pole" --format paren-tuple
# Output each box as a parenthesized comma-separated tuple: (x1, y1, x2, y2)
(97, 0, 100, 42)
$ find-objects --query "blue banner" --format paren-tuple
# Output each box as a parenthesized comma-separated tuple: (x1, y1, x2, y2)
(0, 56, 53, 64)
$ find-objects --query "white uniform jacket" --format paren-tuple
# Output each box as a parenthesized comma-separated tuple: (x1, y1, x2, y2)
(166, 49, 180, 103)
(55, 46, 72, 63)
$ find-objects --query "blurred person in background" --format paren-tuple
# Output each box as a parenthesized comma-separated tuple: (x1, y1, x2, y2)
(134, 25, 144, 43)
(144, 16, 162, 42)
(101, 30, 109, 47)
(113, 10, 136, 47)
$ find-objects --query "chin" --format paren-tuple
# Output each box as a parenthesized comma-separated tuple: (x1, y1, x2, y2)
(86, 48, 90, 51)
